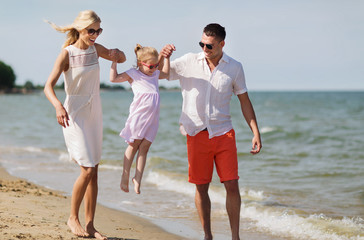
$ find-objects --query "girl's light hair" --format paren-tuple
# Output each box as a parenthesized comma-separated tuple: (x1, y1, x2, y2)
(45, 10, 101, 48)
(134, 44, 159, 63)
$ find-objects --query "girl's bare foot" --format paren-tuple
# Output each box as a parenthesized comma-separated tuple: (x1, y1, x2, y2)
(132, 177, 141, 194)
(86, 225, 107, 240)
(67, 218, 89, 237)
(120, 173, 129, 192)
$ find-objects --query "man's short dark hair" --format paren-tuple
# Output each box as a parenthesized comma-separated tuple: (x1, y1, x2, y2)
(203, 23, 226, 41)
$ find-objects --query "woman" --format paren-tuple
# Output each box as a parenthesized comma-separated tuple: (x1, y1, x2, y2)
(44, 10, 126, 239)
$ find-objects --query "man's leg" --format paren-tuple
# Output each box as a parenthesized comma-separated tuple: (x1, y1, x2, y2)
(214, 129, 240, 239)
(195, 183, 213, 240)
(187, 131, 214, 239)
(223, 179, 241, 240)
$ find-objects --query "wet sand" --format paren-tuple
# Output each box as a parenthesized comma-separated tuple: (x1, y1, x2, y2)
(0, 166, 186, 240)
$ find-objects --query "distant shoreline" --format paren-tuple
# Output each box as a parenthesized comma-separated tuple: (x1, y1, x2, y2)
(0, 88, 41, 95)
(0, 87, 182, 95)
(1, 87, 362, 95)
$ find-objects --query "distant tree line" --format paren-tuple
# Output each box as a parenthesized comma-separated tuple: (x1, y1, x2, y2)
(1, 60, 177, 93)
(0, 60, 125, 92)
(0, 60, 16, 89)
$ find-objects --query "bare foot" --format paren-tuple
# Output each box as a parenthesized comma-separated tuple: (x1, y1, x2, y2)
(86, 225, 107, 240)
(132, 177, 141, 194)
(67, 218, 89, 237)
(120, 173, 129, 192)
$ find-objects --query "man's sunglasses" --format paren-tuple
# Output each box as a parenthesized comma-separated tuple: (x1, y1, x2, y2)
(87, 28, 103, 36)
(199, 42, 213, 50)
(141, 62, 159, 69)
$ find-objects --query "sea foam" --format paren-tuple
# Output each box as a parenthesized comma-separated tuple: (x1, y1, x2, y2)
(146, 170, 364, 240)
(242, 205, 364, 240)
(260, 126, 278, 134)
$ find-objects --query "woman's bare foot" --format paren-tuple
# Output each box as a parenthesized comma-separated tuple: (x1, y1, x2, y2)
(67, 218, 89, 237)
(86, 225, 107, 240)
(132, 177, 141, 194)
(120, 173, 129, 192)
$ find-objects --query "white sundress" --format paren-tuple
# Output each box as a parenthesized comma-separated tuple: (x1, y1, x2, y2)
(62, 45, 102, 167)
(120, 68, 160, 143)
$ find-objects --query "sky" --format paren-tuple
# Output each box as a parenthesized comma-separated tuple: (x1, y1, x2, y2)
(1, 0, 363, 91)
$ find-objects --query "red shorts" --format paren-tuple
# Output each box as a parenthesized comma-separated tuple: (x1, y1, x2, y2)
(187, 129, 239, 184)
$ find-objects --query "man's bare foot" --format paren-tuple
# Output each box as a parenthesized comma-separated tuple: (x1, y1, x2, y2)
(67, 218, 89, 237)
(86, 224, 107, 240)
(120, 173, 129, 192)
(203, 233, 213, 240)
(132, 177, 141, 194)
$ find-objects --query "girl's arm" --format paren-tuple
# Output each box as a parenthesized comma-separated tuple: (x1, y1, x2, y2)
(44, 49, 70, 128)
(110, 62, 133, 83)
(158, 44, 175, 79)
(158, 57, 170, 79)
(157, 53, 165, 71)
(95, 43, 126, 63)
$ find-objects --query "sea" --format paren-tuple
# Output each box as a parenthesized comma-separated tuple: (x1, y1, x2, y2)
(0, 90, 363, 240)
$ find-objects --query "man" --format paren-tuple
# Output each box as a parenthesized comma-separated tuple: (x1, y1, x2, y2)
(162, 23, 262, 240)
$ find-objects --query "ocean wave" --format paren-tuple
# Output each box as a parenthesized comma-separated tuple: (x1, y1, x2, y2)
(260, 126, 278, 134)
(145, 170, 364, 240)
(145, 170, 267, 204)
(243, 205, 364, 240)
(145, 170, 195, 197)
(240, 188, 265, 201)
(0, 145, 45, 153)
(99, 164, 122, 171)
(58, 152, 71, 163)
(23, 146, 43, 153)
(0, 145, 69, 159)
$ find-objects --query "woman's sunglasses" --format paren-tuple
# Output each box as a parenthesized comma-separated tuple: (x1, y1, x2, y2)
(199, 42, 213, 50)
(87, 28, 103, 36)
(141, 62, 159, 69)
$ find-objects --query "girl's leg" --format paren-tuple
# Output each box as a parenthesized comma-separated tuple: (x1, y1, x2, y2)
(133, 139, 152, 194)
(67, 166, 95, 237)
(84, 165, 107, 240)
(120, 140, 142, 192)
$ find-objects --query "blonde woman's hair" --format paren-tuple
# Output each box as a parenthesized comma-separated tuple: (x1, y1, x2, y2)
(45, 10, 101, 48)
(134, 44, 159, 63)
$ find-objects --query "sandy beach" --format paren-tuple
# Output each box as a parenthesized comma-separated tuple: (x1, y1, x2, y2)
(0, 166, 186, 240)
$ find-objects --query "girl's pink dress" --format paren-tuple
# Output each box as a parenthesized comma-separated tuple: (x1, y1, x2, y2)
(120, 68, 160, 143)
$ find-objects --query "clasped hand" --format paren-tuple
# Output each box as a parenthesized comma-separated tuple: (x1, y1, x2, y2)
(160, 44, 176, 58)
(109, 48, 124, 62)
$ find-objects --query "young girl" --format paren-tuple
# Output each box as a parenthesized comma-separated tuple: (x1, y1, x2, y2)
(110, 44, 173, 194)
(44, 10, 125, 239)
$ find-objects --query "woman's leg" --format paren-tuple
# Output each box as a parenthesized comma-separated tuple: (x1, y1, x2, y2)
(67, 166, 95, 237)
(84, 164, 107, 240)
(120, 140, 142, 192)
(133, 139, 152, 194)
